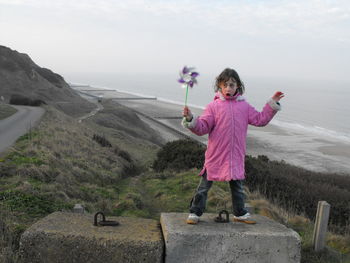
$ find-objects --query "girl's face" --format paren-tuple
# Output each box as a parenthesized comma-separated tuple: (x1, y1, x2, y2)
(219, 78, 238, 98)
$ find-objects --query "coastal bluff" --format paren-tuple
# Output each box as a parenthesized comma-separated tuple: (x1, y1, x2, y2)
(18, 211, 301, 263)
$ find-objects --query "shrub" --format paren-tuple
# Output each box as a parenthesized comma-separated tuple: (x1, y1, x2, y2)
(121, 162, 140, 178)
(9, 94, 46, 106)
(9, 95, 30, 105)
(92, 134, 112, 147)
(30, 99, 46, 106)
(114, 146, 132, 162)
(92, 138, 139, 177)
(244, 155, 350, 233)
(152, 139, 205, 172)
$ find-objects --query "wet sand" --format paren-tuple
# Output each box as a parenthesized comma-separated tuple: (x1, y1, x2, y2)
(247, 126, 350, 174)
(73, 86, 350, 175)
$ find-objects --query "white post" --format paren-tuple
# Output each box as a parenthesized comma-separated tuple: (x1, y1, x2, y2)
(312, 201, 330, 251)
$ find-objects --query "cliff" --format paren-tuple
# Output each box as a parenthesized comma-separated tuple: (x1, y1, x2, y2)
(0, 45, 94, 117)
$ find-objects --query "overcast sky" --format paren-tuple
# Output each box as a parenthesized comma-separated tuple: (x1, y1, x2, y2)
(1, 0, 349, 82)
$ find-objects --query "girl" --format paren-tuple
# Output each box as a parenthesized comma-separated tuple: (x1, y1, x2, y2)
(182, 68, 284, 224)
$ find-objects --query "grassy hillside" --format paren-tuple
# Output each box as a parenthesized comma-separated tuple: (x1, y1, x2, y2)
(0, 100, 349, 262)
(0, 100, 161, 261)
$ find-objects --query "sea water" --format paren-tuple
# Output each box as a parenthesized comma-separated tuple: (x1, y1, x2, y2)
(65, 72, 350, 144)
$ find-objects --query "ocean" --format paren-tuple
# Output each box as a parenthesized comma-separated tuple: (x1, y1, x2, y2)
(65, 72, 350, 145)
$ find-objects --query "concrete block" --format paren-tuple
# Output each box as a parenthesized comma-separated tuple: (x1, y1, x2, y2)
(19, 212, 164, 263)
(161, 213, 300, 263)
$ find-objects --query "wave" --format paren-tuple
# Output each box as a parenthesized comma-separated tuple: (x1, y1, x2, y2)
(271, 120, 350, 143)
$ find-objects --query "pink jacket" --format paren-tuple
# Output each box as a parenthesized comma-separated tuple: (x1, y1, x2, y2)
(183, 92, 281, 181)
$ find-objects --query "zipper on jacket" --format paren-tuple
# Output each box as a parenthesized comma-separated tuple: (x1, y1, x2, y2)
(229, 101, 234, 180)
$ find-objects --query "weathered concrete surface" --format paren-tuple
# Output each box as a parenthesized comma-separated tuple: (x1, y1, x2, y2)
(19, 212, 164, 263)
(161, 213, 300, 263)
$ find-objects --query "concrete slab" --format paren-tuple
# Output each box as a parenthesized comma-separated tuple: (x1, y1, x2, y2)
(160, 213, 300, 263)
(19, 212, 164, 263)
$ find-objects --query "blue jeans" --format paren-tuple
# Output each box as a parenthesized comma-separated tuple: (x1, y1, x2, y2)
(189, 171, 248, 217)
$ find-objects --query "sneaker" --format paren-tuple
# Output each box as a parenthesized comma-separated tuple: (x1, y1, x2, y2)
(233, 213, 256, 224)
(186, 213, 200, 224)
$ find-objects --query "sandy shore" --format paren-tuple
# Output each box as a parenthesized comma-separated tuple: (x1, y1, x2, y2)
(73, 86, 350, 175)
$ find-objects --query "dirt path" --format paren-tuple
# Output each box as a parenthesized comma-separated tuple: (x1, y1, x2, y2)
(74, 91, 104, 123)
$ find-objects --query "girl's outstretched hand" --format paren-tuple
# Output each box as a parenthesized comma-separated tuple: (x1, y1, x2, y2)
(183, 106, 193, 121)
(272, 91, 285, 102)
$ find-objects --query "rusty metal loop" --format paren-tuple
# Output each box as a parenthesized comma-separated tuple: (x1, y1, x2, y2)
(93, 212, 119, 227)
(214, 210, 230, 223)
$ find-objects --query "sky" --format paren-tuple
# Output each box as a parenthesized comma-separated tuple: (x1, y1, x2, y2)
(0, 0, 350, 82)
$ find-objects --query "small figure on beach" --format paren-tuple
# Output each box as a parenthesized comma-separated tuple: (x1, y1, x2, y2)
(182, 68, 284, 224)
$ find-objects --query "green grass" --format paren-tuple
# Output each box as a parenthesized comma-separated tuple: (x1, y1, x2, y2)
(107, 169, 233, 220)
(27, 178, 43, 189)
(79, 184, 118, 200)
(0, 103, 159, 255)
(5, 151, 45, 166)
(0, 104, 17, 120)
(16, 131, 39, 143)
(0, 190, 72, 219)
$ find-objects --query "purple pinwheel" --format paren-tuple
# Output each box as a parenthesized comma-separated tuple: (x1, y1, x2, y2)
(178, 66, 199, 105)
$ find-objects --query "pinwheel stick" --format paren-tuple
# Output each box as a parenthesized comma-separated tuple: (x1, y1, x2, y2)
(185, 85, 189, 106)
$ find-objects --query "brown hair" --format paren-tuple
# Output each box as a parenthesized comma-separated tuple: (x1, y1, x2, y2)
(214, 68, 245, 94)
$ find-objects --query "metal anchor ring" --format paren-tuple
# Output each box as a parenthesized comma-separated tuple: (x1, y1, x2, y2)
(93, 211, 119, 227)
(214, 210, 230, 223)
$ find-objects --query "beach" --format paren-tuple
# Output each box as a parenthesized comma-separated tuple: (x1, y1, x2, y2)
(74, 86, 350, 175)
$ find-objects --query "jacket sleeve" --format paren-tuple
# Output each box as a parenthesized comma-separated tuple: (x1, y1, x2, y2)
(248, 98, 281, 127)
(182, 104, 215, 136)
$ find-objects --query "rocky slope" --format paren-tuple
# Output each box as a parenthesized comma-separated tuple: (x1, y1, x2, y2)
(0, 45, 94, 117)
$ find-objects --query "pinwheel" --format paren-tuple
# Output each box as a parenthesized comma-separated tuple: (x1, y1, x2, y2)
(178, 66, 199, 106)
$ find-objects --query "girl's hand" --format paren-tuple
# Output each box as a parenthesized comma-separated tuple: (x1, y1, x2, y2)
(272, 91, 285, 102)
(183, 106, 193, 121)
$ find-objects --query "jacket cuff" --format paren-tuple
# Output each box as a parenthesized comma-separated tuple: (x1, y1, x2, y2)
(182, 115, 197, 129)
(268, 98, 282, 111)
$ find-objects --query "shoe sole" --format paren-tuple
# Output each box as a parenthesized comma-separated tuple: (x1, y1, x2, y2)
(233, 218, 256, 224)
(186, 219, 198, 224)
